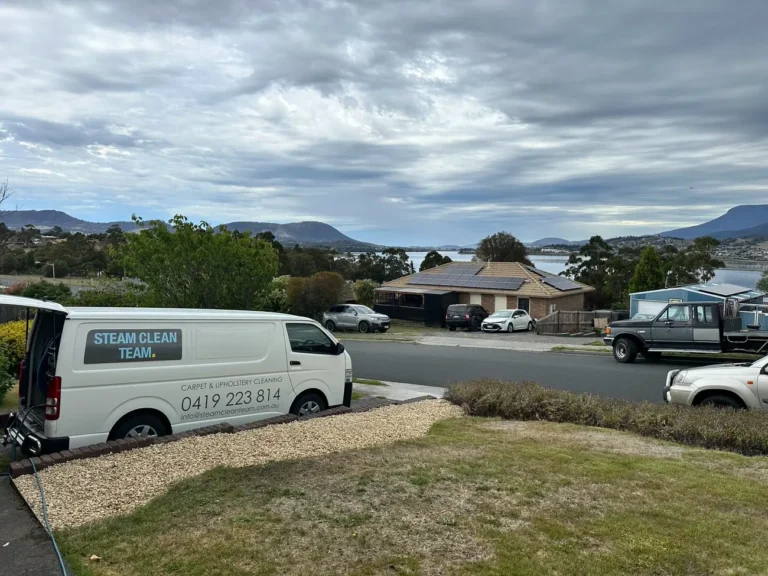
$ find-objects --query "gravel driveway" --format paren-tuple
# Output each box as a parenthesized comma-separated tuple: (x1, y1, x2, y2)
(14, 400, 462, 530)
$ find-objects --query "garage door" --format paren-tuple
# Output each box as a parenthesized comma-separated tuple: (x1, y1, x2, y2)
(637, 300, 668, 317)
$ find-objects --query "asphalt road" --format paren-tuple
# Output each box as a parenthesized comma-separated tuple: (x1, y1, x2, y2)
(345, 341, 714, 403)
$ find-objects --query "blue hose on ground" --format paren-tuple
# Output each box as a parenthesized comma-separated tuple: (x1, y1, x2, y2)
(29, 457, 68, 576)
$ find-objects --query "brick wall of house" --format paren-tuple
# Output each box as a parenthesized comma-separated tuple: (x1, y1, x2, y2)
(481, 294, 494, 313)
(530, 293, 586, 319)
(459, 293, 470, 304)
(506, 296, 518, 309)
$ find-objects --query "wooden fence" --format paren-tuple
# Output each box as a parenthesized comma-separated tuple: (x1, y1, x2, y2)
(536, 310, 629, 335)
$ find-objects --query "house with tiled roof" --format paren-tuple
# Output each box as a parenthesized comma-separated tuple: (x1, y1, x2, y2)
(374, 261, 595, 325)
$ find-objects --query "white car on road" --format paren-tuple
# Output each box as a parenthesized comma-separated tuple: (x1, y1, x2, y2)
(481, 309, 535, 333)
(664, 355, 768, 409)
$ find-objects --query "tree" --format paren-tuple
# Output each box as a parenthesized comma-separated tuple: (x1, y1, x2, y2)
(353, 279, 377, 307)
(475, 232, 531, 265)
(663, 237, 724, 286)
(757, 271, 768, 293)
(119, 215, 279, 309)
(381, 248, 411, 281)
(629, 247, 665, 294)
(563, 236, 616, 308)
(420, 250, 453, 271)
(287, 272, 345, 319)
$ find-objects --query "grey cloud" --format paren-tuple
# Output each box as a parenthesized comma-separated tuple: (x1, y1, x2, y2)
(0, 116, 150, 148)
(2, 0, 768, 244)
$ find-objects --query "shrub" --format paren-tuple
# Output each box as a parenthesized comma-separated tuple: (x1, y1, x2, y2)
(445, 379, 768, 456)
(0, 344, 14, 400)
(20, 280, 72, 302)
(353, 279, 377, 308)
(68, 283, 154, 307)
(0, 320, 28, 374)
(3, 282, 26, 296)
(260, 276, 290, 313)
(287, 272, 345, 320)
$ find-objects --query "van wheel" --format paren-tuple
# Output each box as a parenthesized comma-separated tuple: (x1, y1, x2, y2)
(613, 338, 638, 363)
(290, 392, 327, 417)
(325, 320, 336, 332)
(110, 413, 168, 441)
(358, 321, 370, 333)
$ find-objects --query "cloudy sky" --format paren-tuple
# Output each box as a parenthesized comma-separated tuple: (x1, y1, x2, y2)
(2, 1, 768, 245)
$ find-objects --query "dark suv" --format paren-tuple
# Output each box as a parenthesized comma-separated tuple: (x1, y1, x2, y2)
(445, 304, 488, 331)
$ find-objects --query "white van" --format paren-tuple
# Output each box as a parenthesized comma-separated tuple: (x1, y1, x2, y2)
(1, 296, 353, 455)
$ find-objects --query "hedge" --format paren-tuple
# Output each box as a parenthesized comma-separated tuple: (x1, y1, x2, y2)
(445, 379, 768, 456)
(0, 320, 27, 374)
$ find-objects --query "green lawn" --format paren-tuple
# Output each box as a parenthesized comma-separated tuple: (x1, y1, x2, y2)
(56, 418, 768, 576)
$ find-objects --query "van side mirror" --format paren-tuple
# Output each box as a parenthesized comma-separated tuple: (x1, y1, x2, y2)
(335, 342, 345, 355)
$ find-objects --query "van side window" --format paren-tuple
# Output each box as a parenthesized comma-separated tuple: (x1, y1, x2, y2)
(286, 323, 335, 355)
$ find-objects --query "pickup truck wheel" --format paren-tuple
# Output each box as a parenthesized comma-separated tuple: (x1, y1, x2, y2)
(698, 394, 745, 410)
(613, 338, 638, 363)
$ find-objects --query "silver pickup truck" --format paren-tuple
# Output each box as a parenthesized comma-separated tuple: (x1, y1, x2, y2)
(604, 302, 768, 363)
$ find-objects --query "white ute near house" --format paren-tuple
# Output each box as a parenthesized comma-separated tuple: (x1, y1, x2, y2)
(664, 355, 768, 409)
(1, 295, 354, 456)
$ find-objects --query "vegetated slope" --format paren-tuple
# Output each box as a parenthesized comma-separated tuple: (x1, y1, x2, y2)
(661, 205, 768, 239)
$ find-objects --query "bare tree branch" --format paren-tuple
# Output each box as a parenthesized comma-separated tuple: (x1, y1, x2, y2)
(0, 178, 11, 211)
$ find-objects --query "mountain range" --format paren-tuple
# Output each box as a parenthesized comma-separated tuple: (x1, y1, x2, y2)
(660, 205, 768, 240)
(4, 205, 768, 250)
(0, 210, 380, 251)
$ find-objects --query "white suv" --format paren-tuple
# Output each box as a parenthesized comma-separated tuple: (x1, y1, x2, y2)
(664, 355, 768, 409)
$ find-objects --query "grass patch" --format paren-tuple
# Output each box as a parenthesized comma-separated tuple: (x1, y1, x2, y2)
(552, 345, 610, 354)
(585, 339, 607, 346)
(446, 379, 768, 456)
(353, 378, 387, 386)
(56, 418, 768, 576)
(1, 383, 19, 410)
(351, 391, 365, 401)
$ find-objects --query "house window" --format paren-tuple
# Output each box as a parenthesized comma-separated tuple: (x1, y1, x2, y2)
(518, 298, 530, 312)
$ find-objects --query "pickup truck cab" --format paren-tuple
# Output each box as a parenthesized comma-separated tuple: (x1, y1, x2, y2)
(604, 302, 768, 363)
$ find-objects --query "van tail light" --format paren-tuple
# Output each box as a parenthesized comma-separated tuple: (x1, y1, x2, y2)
(45, 376, 62, 420)
(465, 314, 470, 320)
(18, 356, 27, 397)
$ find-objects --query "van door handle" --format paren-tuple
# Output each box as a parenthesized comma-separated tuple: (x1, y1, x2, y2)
(290, 361, 301, 366)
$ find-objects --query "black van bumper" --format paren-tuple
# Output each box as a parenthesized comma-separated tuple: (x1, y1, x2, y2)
(2, 412, 69, 456)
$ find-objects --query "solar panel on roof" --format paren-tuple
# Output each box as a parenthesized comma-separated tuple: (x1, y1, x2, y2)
(525, 265, 555, 277)
(441, 262, 485, 275)
(696, 283, 753, 297)
(407, 272, 526, 290)
(543, 277, 581, 291)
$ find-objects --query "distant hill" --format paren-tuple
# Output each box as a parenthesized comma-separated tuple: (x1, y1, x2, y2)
(527, 237, 586, 247)
(710, 221, 768, 241)
(661, 205, 768, 239)
(0, 210, 381, 250)
(0, 210, 136, 234)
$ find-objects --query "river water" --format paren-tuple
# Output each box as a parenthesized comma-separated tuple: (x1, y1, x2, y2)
(400, 251, 763, 290)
